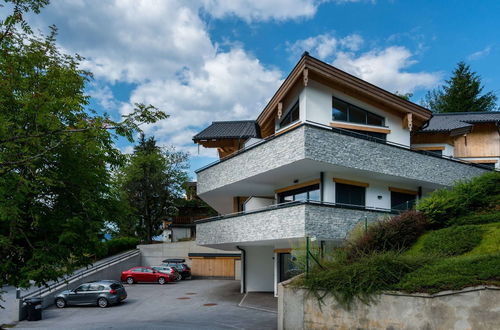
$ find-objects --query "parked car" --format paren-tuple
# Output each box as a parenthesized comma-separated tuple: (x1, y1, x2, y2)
(55, 280, 127, 308)
(162, 259, 192, 280)
(121, 266, 175, 284)
(152, 265, 182, 281)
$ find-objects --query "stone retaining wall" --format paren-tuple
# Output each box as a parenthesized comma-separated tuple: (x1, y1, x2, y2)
(278, 281, 500, 330)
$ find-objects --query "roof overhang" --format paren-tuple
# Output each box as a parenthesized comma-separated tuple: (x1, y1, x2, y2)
(256, 53, 433, 133)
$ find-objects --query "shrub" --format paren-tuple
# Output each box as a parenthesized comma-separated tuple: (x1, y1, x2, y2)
(420, 225, 484, 256)
(103, 237, 139, 257)
(395, 254, 500, 294)
(347, 210, 427, 259)
(417, 172, 500, 228)
(450, 210, 500, 226)
(302, 252, 431, 308)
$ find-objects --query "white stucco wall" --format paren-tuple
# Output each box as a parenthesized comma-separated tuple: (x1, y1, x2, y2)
(245, 246, 275, 292)
(411, 143, 454, 157)
(303, 80, 410, 146)
(243, 197, 275, 211)
(323, 172, 419, 210)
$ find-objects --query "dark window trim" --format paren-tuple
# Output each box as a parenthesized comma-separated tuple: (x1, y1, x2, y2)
(278, 184, 320, 203)
(332, 96, 385, 127)
(279, 101, 300, 129)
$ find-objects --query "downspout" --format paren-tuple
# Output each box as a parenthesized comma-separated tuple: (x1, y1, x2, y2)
(320, 172, 324, 202)
(236, 246, 246, 293)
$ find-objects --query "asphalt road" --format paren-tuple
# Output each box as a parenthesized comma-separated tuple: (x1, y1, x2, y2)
(14, 280, 277, 330)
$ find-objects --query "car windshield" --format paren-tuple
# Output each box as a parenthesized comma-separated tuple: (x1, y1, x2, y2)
(110, 283, 123, 290)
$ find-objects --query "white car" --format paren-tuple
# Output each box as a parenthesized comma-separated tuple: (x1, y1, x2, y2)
(152, 266, 182, 281)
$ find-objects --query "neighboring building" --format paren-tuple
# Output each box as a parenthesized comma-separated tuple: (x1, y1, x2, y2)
(163, 182, 217, 242)
(412, 112, 500, 169)
(192, 53, 492, 296)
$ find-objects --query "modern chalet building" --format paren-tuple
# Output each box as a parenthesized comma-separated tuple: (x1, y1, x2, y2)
(192, 53, 495, 296)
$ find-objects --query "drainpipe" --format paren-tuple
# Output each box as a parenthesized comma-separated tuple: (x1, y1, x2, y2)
(236, 246, 246, 293)
(320, 172, 324, 202)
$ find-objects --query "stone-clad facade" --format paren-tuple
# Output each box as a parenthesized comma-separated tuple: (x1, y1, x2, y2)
(305, 125, 487, 187)
(197, 127, 305, 195)
(197, 124, 488, 196)
(196, 203, 389, 246)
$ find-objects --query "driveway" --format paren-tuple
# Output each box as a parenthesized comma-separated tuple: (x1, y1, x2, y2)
(14, 280, 277, 330)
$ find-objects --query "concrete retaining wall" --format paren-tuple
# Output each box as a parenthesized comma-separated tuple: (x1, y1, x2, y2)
(278, 282, 500, 330)
(15, 251, 141, 322)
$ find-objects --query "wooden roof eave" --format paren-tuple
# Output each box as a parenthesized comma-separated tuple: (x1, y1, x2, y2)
(256, 56, 307, 127)
(256, 54, 432, 129)
(304, 57, 432, 121)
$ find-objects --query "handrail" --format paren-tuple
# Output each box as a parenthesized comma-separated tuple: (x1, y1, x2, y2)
(195, 199, 399, 224)
(195, 121, 496, 173)
(20, 249, 140, 299)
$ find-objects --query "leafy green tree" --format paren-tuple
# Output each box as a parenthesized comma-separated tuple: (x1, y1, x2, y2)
(0, 0, 167, 291)
(422, 61, 497, 113)
(115, 135, 188, 243)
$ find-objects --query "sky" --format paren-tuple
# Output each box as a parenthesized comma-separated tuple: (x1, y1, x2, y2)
(21, 0, 500, 179)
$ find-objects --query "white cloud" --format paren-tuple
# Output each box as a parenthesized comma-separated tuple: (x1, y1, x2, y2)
(201, 0, 319, 21)
(467, 46, 492, 61)
(287, 33, 364, 60)
(124, 48, 282, 153)
(333, 46, 441, 93)
(290, 32, 440, 94)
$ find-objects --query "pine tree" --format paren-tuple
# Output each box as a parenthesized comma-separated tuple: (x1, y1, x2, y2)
(423, 62, 497, 113)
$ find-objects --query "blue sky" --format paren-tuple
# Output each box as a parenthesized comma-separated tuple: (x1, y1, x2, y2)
(26, 0, 500, 179)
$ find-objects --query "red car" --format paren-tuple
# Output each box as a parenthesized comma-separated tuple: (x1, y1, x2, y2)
(121, 267, 175, 285)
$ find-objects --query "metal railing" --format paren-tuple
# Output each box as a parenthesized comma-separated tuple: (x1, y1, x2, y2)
(195, 121, 496, 173)
(20, 249, 140, 299)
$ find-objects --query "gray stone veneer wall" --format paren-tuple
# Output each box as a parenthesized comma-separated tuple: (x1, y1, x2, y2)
(196, 203, 387, 246)
(197, 204, 306, 246)
(197, 125, 488, 195)
(304, 125, 487, 187)
(197, 127, 305, 195)
(305, 204, 388, 240)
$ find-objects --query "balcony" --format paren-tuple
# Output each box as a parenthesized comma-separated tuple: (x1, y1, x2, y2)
(196, 123, 489, 200)
(195, 200, 395, 248)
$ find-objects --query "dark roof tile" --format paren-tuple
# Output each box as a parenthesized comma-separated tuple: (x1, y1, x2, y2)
(419, 112, 500, 133)
(193, 120, 260, 141)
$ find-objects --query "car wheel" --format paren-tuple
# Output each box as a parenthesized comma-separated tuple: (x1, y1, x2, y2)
(126, 277, 134, 284)
(158, 277, 166, 285)
(176, 274, 182, 281)
(55, 298, 66, 308)
(98, 297, 109, 308)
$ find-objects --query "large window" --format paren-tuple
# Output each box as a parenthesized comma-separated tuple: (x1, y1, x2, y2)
(332, 97, 385, 127)
(391, 191, 417, 211)
(278, 184, 320, 203)
(279, 101, 300, 129)
(335, 183, 365, 207)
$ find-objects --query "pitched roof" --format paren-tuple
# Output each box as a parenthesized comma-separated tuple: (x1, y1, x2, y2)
(193, 120, 260, 141)
(419, 112, 500, 134)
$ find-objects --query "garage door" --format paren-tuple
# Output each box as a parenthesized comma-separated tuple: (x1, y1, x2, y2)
(191, 258, 237, 278)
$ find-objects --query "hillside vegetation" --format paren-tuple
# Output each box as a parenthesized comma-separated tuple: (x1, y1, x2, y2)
(299, 172, 500, 308)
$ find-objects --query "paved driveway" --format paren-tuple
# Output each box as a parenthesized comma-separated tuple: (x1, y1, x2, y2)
(14, 280, 277, 330)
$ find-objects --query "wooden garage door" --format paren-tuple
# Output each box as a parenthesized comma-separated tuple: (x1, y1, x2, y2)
(191, 258, 236, 277)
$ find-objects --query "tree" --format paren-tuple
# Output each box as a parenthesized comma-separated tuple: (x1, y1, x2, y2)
(115, 135, 188, 243)
(0, 0, 167, 291)
(422, 61, 497, 113)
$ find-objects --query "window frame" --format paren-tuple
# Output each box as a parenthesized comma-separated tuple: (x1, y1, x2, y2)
(332, 97, 385, 127)
(278, 101, 300, 129)
(335, 182, 366, 207)
(278, 184, 320, 203)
